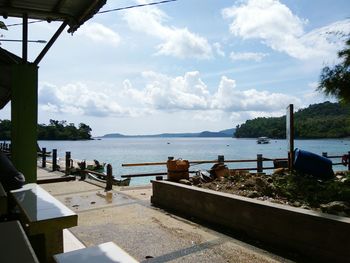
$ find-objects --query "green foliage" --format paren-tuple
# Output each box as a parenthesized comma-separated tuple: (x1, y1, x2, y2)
(0, 119, 92, 140)
(235, 101, 350, 138)
(318, 37, 350, 103)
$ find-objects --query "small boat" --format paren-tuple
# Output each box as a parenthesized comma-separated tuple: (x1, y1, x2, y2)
(86, 160, 105, 173)
(87, 172, 131, 186)
(257, 137, 270, 144)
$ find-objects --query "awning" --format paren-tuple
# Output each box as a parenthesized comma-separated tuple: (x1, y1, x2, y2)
(0, 0, 107, 33)
(0, 0, 107, 109)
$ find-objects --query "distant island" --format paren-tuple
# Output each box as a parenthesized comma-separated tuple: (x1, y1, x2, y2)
(101, 128, 235, 138)
(0, 119, 92, 140)
(235, 101, 350, 139)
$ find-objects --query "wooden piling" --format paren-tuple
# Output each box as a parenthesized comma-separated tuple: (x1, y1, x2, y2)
(322, 152, 328, 157)
(257, 154, 263, 173)
(80, 160, 86, 180)
(65, 151, 71, 176)
(106, 164, 113, 191)
(52, 149, 57, 171)
(42, 147, 46, 168)
(218, 155, 224, 164)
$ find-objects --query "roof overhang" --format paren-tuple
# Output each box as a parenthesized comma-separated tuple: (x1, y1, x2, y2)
(0, 0, 107, 109)
(0, 0, 107, 33)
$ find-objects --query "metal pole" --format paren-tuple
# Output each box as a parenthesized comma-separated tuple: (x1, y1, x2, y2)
(106, 164, 113, 191)
(42, 147, 46, 168)
(34, 21, 68, 65)
(65, 151, 71, 176)
(22, 13, 28, 62)
(257, 154, 263, 173)
(52, 149, 57, 171)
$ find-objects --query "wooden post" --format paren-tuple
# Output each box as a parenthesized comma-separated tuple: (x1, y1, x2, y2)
(65, 152, 71, 176)
(80, 161, 86, 180)
(322, 152, 328, 158)
(52, 149, 57, 171)
(106, 164, 113, 191)
(218, 155, 225, 164)
(348, 151, 350, 171)
(42, 147, 46, 168)
(257, 154, 263, 173)
(286, 104, 294, 170)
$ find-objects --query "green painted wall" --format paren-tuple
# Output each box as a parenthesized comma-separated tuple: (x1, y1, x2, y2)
(11, 63, 38, 183)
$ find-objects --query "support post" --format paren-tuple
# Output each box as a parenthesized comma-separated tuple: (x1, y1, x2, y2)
(322, 152, 328, 158)
(42, 148, 46, 168)
(65, 152, 71, 176)
(106, 164, 113, 191)
(52, 149, 57, 171)
(22, 13, 28, 62)
(218, 155, 225, 164)
(348, 151, 350, 171)
(257, 154, 263, 173)
(11, 63, 38, 183)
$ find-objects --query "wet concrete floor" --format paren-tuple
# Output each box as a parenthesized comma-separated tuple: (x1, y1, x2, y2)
(40, 171, 293, 263)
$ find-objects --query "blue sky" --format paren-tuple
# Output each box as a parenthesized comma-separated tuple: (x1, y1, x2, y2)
(0, 0, 349, 136)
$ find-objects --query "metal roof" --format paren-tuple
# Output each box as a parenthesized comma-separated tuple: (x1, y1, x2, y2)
(0, 0, 107, 33)
(0, 0, 107, 109)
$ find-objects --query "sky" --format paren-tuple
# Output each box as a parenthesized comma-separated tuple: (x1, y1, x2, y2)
(0, 0, 349, 136)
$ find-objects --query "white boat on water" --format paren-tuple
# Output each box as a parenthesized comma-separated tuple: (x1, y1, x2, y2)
(257, 137, 270, 144)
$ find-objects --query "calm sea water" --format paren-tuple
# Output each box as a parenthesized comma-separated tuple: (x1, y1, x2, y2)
(38, 138, 350, 185)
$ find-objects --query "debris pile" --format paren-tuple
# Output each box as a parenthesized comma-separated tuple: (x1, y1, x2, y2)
(179, 166, 350, 217)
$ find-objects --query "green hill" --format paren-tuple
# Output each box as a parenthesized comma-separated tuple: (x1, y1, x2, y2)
(234, 102, 350, 139)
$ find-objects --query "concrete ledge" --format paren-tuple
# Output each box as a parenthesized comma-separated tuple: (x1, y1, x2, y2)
(151, 180, 350, 263)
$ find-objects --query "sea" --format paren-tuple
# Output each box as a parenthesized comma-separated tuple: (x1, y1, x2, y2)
(38, 138, 350, 186)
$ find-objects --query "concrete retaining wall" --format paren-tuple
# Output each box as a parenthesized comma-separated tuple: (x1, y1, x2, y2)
(151, 180, 350, 263)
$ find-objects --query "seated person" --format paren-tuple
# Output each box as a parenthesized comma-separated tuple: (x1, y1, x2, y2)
(0, 152, 25, 192)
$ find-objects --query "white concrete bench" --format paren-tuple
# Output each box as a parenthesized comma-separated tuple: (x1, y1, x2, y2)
(54, 242, 139, 263)
(10, 183, 78, 263)
(0, 182, 7, 216)
(0, 220, 39, 263)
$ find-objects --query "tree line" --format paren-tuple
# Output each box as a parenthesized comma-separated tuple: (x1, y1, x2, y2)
(0, 119, 92, 140)
(235, 102, 350, 139)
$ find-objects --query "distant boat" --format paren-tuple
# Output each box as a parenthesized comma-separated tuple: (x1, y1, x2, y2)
(257, 137, 270, 144)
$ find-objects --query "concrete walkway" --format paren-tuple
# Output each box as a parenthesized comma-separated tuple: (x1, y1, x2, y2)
(39, 168, 293, 263)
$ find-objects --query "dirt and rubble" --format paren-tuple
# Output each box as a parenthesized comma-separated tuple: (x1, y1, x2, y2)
(180, 166, 350, 217)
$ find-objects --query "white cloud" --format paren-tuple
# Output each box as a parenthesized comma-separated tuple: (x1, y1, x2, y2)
(211, 76, 301, 112)
(38, 82, 131, 117)
(77, 22, 121, 47)
(230, 51, 268, 61)
(222, 0, 350, 60)
(123, 71, 301, 115)
(38, 72, 302, 122)
(123, 2, 212, 59)
(213, 42, 225, 57)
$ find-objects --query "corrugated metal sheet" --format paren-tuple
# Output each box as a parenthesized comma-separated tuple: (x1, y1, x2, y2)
(0, 0, 107, 33)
